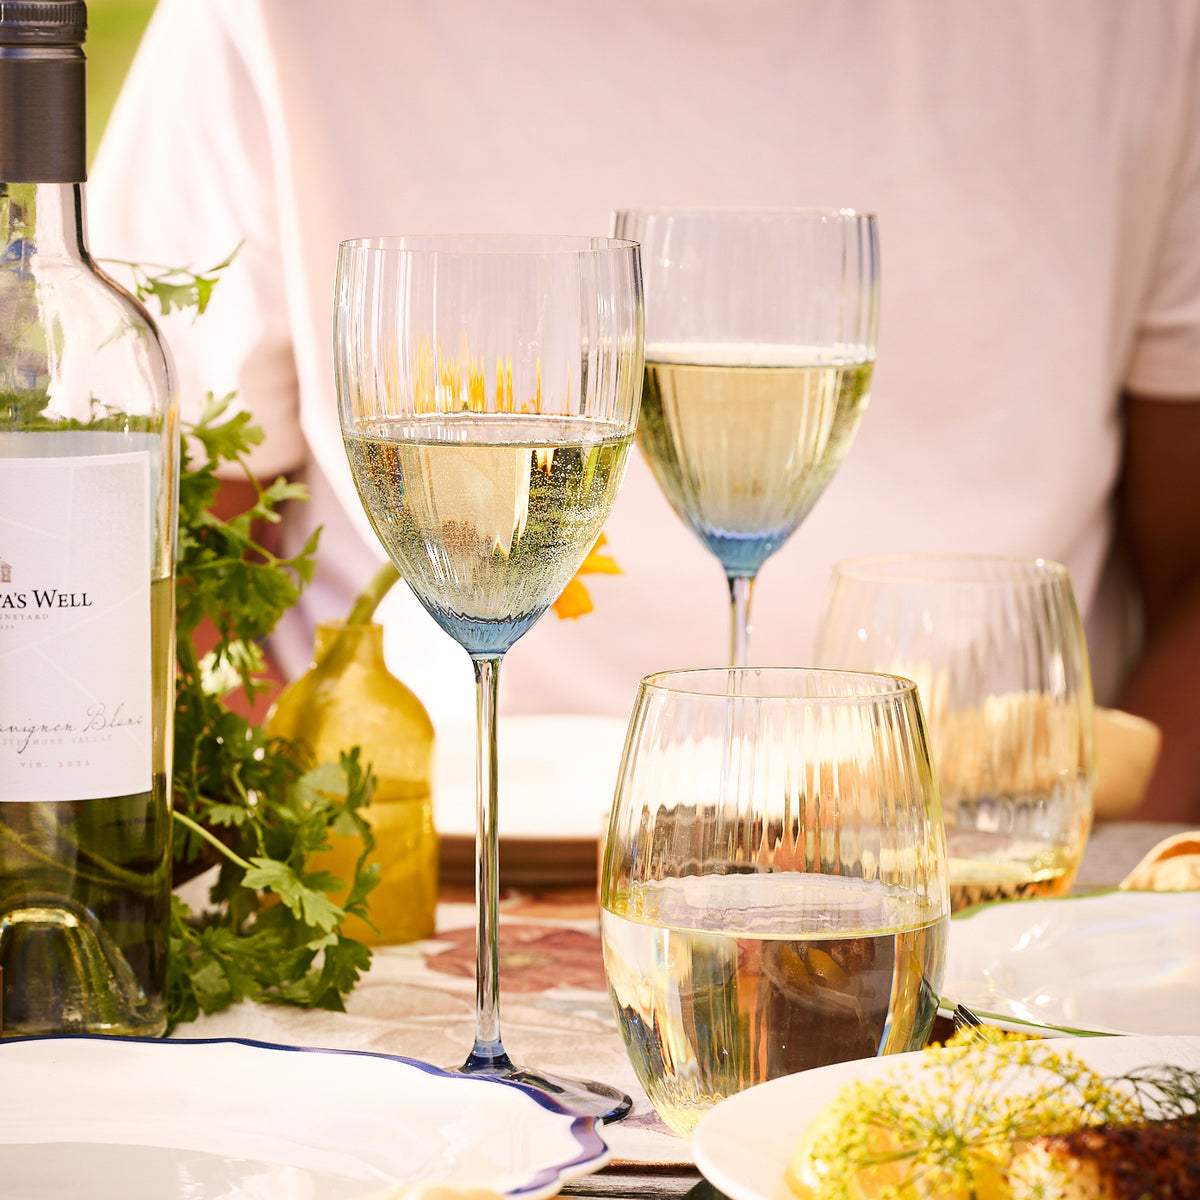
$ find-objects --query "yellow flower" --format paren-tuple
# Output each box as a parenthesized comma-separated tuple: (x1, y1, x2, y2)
(552, 532, 620, 620)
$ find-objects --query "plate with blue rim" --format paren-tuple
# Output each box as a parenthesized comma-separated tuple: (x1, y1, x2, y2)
(937, 888, 1200, 1037)
(0, 1034, 611, 1199)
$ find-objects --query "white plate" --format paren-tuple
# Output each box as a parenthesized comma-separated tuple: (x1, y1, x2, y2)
(0, 1035, 610, 1199)
(435, 715, 627, 840)
(940, 889, 1200, 1036)
(692, 1034, 1200, 1200)
(435, 715, 628, 886)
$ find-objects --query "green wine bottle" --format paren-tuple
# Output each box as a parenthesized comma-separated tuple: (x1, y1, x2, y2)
(0, 1, 177, 1037)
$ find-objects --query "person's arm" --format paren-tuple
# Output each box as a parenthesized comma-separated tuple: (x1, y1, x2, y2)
(1115, 393, 1200, 822)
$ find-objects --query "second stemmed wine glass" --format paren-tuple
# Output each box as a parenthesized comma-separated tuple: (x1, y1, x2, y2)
(334, 235, 644, 1119)
(611, 208, 879, 666)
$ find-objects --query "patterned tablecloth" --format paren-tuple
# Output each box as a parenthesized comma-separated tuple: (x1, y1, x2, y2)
(171, 820, 1191, 1173)
(172, 884, 690, 1168)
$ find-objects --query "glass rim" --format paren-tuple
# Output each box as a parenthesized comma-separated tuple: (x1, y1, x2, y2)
(832, 553, 1071, 586)
(638, 665, 921, 703)
(337, 233, 641, 257)
(613, 205, 877, 222)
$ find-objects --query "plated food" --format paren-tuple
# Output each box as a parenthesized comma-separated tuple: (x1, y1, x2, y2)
(1008, 1122, 1200, 1200)
(782, 1032, 1199, 1199)
(691, 1034, 1200, 1200)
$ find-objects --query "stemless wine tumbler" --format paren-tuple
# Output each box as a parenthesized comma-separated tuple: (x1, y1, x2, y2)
(816, 555, 1096, 911)
(600, 668, 949, 1137)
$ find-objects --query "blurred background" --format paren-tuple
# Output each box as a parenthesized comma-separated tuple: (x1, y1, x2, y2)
(87, 0, 157, 164)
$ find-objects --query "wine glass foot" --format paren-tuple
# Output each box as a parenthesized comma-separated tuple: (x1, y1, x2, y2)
(457, 1049, 632, 1122)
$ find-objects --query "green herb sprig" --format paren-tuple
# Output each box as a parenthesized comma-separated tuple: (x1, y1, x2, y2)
(124, 255, 380, 1031)
(1113, 1063, 1200, 1124)
(110, 244, 242, 319)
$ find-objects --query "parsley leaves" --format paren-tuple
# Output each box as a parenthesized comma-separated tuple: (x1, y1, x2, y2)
(123, 256, 380, 1032)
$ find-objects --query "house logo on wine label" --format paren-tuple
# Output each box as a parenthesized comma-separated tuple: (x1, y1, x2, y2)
(0, 556, 94, 613)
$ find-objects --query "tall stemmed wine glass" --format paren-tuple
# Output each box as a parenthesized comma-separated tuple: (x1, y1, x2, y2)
(334, 236, 643, 1119)
(611, 209, 879, 666)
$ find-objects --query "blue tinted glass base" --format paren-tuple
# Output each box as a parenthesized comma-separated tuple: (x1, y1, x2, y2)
(425, 605, 542, 658)
(699, 529, 786, 577)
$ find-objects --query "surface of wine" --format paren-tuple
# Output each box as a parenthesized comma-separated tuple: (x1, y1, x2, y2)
(601, 872, 945, 1136)
(344, 414, 633, 654)
(947, 825, 1079, 911)
(0, 577, 173, 1037)
(639, 347, 873, 575)
(945, 783, 1090, 911)
(948, 865, 1073, 912)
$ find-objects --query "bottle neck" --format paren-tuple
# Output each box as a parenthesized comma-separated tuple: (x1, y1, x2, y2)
(0, 35, 89, 264)
(312, 622, 387, 669)
(0, 43, 87, 183)
(1, 180, 89, 263)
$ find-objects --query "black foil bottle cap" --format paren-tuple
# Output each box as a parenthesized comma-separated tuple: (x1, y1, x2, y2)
(0, 0, 88, 183)
(0, 2, 87, 46)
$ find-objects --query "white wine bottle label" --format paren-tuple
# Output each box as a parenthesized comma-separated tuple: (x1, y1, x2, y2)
(0, 451, 153, 803)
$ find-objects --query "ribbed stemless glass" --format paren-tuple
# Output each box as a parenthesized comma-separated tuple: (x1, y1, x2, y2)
(600, 667, 948, 1137)
(815, 555, 1096, 911)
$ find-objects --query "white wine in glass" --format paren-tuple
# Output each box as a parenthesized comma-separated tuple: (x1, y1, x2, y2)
(342, 415, 631, 650)
(816, 555, 1096, 910)
(601, 667, 948, 1136)
(611, 209, 879, 665)
(335, 235, 644, 1119)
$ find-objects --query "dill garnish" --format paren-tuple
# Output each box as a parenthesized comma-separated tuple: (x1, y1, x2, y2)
(784, 1031, 1183, 1200)
(1111, 1063, 1200, 1124)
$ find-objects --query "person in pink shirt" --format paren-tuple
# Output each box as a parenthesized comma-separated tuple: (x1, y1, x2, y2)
(91, 1, 1200, 821)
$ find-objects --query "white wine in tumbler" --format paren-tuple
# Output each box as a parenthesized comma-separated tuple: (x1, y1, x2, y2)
(944, 781, 1092, 909)
(602, 873, 945, 1136)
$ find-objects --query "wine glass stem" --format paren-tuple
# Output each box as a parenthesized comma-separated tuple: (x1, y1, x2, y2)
(728, 574, 755, 667)
(463, 651, 513, 1074)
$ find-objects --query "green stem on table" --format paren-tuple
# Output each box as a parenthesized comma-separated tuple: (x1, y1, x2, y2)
(171, 810, 254, 872)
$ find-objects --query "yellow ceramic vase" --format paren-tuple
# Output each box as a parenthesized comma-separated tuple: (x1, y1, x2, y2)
(267, 621, 437, 945)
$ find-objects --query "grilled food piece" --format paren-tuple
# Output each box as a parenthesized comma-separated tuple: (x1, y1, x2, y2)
(1010, 1121, 1200, 1200)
